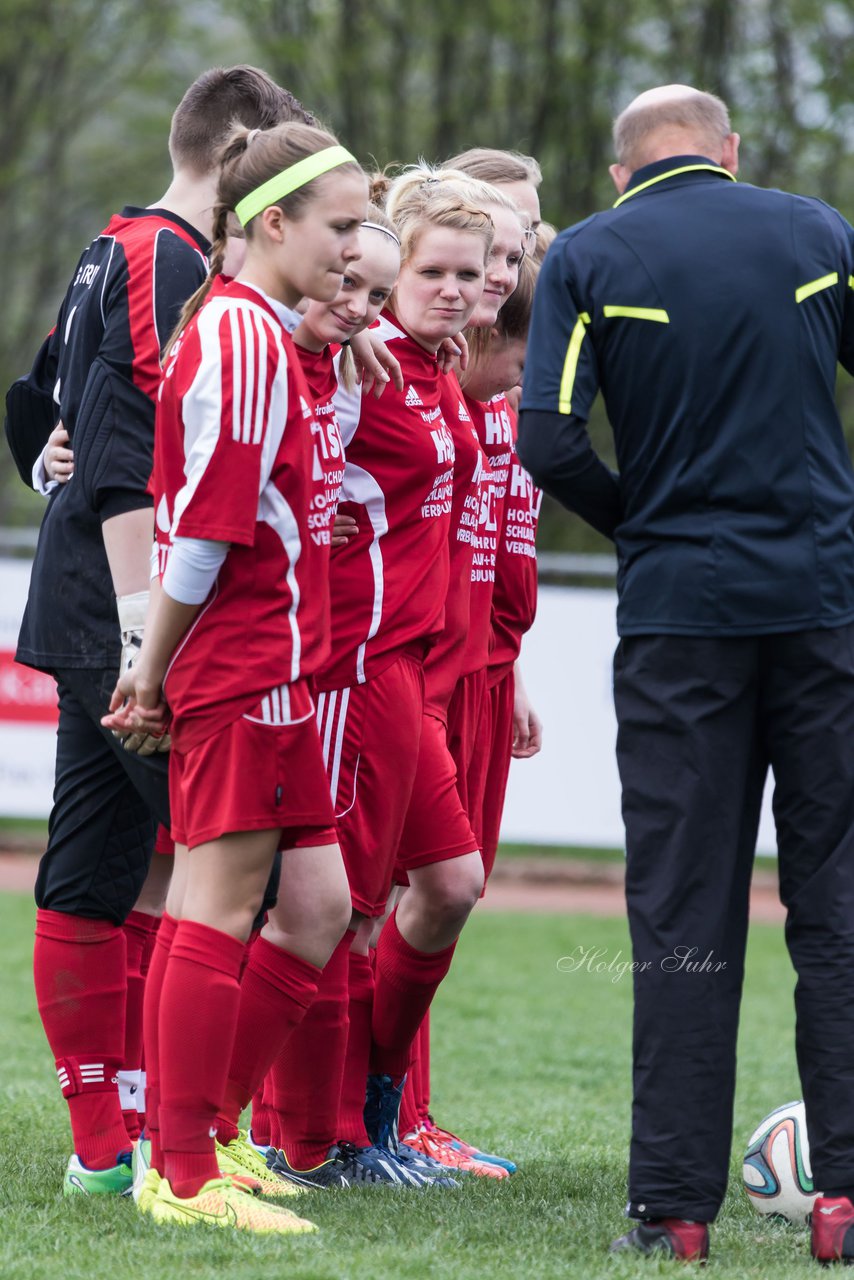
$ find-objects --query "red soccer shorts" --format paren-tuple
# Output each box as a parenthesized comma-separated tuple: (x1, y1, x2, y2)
(154, 824, 175, 856)
(446, 666, 488, 815)
(316, 651, 424, 917)
(396, 712, 479, 878)
(169, 681, 336, 851)
(479, 667, 515, 883)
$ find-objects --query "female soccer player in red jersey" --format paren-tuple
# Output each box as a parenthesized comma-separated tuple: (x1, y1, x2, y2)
(247, 208, 402, 1159)
(399, 256, 541, 1176)
(461, 259, 543, 873)
(443, 150, 543, 816)
(104, 121, 368, 1233)
(357, 167, 525, 1178)
(265, 177, 494, 1189)
(447, 147, 543, 251)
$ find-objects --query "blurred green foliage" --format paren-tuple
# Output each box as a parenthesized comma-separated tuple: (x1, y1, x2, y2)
(2, 0, 853, 552)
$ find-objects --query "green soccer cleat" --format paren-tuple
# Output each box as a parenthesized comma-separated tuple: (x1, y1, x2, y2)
(63, 1151, 134, 1197)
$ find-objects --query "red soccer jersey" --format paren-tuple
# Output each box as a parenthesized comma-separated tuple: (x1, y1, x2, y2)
(153, 277, 331, 750)
(315, 312, 454, 690)
(293, 342, 346, 551)
(459, 392, 514, 676)
(489, 404, 542, 686)
(421, 371, 486, 721)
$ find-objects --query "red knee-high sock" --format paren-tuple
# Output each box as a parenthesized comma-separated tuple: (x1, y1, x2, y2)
(399, 1013, 424, 1137)
(336, 949, 374, 1146)
(414, 1011, 431, 1124)
(120, 911, 160, 1142)
(143, 912, 178, 1173)
(371, 910, 456, 1081)
(159, 919, 245, 1199)
(270, 930, 354, 1168)
(267, 1070, 284, 1152)
(216, 936, 323, 1146)
(250, 1079, 272, 1147)
(135, 915, 160, 1132)
(34, 909, 129, 1170)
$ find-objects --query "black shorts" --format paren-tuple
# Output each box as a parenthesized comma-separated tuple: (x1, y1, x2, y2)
(34, 666, 169, 923)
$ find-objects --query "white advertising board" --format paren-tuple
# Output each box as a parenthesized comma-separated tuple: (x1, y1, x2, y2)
(501, 586, 779, 854)
(0, 558, 58, 818)
(0, 560, 779, 851)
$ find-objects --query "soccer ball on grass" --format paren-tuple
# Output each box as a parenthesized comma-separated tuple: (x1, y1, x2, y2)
(742, 1100, 818, 1226)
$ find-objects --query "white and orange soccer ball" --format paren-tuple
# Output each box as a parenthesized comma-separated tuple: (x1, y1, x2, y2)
(742, 1100, 819, 1225)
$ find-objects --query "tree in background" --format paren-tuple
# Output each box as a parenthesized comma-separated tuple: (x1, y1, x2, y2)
(4, 0, 853, 550)
(0, 0, 225, 523)
(233, 0, 854, 551)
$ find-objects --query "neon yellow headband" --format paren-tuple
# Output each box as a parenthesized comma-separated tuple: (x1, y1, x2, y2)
(234, 145, 358, 228)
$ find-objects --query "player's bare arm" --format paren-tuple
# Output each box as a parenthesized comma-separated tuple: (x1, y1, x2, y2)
(350, 327, 399, 396)
(103, 587, 201, 736)
(511, 661, 542, 758)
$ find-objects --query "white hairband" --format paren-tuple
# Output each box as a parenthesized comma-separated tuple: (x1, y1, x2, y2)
(362, 220, 401, 246)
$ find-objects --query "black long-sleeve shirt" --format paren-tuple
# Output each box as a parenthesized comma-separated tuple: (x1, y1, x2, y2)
(11, 208, 209, 670)
(520, 156, 854, 636)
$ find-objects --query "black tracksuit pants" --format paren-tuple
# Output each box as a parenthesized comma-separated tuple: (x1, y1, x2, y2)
(613, 623, 854, 1222)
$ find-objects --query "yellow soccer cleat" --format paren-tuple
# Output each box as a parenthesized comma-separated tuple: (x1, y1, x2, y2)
(216, 1129, 302, 1198)
(148, 1176, 318, 1235)
(135, 1167, 163, 1212)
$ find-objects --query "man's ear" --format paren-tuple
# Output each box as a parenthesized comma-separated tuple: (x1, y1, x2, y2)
(609, 163, 632, 196)
(721, 132, 740, 177)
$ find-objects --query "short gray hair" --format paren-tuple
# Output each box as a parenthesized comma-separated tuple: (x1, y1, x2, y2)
(613, 88, 731, 171)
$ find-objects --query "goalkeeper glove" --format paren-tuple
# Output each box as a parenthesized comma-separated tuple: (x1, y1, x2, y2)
(115, 590, 170, 755)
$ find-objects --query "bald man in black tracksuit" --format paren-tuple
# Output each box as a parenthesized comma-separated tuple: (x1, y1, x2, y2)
(518, 84, 854, 1264)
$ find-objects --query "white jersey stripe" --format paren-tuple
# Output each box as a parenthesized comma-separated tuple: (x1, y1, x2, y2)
(261, 695, 271, 723)
(242, 308, 256, 444)
(316, 690, 327, 734)
(229, 307, 243, 442)
(280, 684, 291, 721)
(340, 462, 388, 684)
(253, 314, 267, 445)
(259, 487, 302, 680)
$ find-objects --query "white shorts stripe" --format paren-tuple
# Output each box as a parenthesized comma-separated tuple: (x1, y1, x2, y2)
(328, 687, 350, 809)
(321, 690, 338, 766)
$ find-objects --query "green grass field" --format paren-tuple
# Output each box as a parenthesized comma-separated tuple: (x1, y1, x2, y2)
(0, 890, 820, 1279)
